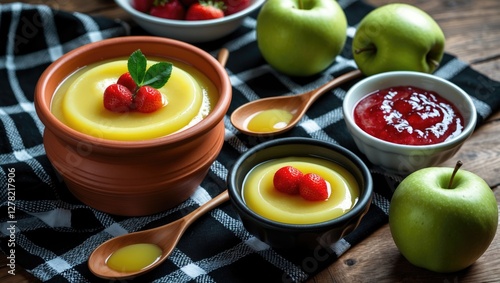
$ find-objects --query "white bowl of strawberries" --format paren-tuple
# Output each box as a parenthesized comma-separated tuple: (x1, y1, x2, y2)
(115, 0, 265, 43)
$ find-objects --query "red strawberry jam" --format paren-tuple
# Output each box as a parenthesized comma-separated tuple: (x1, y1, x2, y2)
(353, 86, 464, 145)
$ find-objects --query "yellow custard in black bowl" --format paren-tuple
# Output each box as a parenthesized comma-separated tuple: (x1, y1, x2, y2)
(228, 138, 373, 249)
(243, 156, 360, 224)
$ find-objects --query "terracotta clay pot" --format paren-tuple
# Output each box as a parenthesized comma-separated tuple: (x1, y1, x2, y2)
(34, 36, 231, 216)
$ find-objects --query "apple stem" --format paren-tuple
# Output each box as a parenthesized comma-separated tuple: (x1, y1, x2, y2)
(448, 160, 463, 189)
(429, 59, 440, 69)
(354, 46, 377, 54)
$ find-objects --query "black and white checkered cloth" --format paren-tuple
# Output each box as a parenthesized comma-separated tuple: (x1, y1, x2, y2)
(1, 1, 499, 282)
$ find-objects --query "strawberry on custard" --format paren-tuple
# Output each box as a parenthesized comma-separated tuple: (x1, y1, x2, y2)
(299, 173, 329, 201)
(273, 166, 330, 201)
(134, 86, 164, 113)
(273, 166, 303, 195)
(103, 84, 134, 113)
(103, 49, 172, 114)
(117, 72, 137, 93)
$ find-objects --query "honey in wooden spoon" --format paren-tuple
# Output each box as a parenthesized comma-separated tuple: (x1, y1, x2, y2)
(88, 190, 230, 279)
(230, 69, 363, 136)
(106, 243, 162, 273)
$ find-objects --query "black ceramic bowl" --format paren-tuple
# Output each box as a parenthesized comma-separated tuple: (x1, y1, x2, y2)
(227, 137, 373, 250)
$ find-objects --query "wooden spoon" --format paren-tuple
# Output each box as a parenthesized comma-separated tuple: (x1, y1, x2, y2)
(88, 190, 230, 279)
(230, 69, 363, 136)
(88, 48, 230, 280)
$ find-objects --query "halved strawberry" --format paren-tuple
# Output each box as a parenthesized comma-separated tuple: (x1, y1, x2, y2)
(103, 84, 134, 113)
(134, 85, 164, 113)
(273, 166, 304, 195)
(186, 1, 225, 20)
(117, 72, 137, 93)
(299, 173, 329, 201)
(150, 0, 186, 20)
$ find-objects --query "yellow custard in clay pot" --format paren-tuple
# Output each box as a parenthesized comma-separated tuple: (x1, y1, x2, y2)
(243, 157, 360, 224)
(34, 36, 231, 216)
(51, 59, 217, 141)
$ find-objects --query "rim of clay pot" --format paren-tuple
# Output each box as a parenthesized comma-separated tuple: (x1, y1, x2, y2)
(34, 36, 231, 150)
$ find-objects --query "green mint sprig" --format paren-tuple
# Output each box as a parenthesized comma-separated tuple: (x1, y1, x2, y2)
(128, 49, 172, 89)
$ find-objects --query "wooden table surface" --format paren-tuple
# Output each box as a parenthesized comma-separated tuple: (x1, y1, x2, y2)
(1, 0, 499, 282)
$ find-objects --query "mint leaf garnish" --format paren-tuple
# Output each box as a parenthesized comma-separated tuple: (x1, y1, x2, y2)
(143, 62, 172, 89)
(127, 49, 172, 89)
(128, 50, 147, 85)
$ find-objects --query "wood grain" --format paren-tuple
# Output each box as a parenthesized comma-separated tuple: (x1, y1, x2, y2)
(1, 0, 499, 282)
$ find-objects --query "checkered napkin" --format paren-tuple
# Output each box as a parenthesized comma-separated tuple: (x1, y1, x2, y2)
(1, 1, 500, 282)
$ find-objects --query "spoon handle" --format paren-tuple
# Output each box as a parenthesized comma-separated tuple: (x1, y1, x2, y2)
(308, 69, 363, 103)
(218, 48, 229, 67)
(183, 190, 230, 226)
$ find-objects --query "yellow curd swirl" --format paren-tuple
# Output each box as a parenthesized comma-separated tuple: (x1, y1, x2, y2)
(243, 157, 360, 224)
(51, 59, 217, 140)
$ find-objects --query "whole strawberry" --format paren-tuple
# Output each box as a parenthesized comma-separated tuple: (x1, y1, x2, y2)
(150, 0, 186, 20)
(299, 173, 329, 201)
(134, 86, 164, 113)
(222, 0, 250, 15)
(133, 0, 154, 13)
(273, 166, 303, 195)
(186, 1, 225, 20)
(103, 84, 134, 113)
(117, 72, 137, 93)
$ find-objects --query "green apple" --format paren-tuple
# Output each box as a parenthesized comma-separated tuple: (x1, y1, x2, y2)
(256, 0, 347, 77)
(389, 161, 498, 273)
(352, 3, 445, 76)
